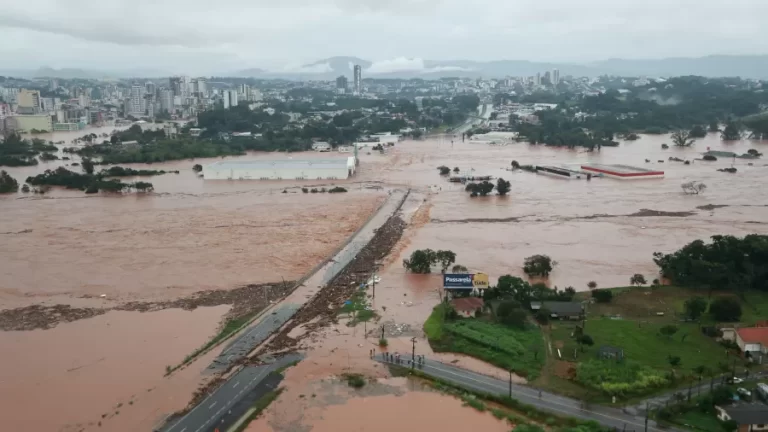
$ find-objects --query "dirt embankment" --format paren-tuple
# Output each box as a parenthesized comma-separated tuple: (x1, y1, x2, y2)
(0, 282, 293, 331)
(257, 213, 408, 355)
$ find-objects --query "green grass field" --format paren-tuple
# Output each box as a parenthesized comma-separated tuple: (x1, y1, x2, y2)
(673, 410, 725, 432)
(424, 304, 546, 379)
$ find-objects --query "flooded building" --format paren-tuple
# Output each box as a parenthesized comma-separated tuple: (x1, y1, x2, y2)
(203, 157, 356, 180)
(581, 164, 665, 179)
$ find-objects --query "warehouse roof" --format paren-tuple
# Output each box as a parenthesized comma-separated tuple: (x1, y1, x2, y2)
(206, 158, 351, 170)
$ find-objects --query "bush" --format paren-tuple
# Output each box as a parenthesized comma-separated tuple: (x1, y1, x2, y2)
(192, 164, 203, 172)
(301, 187, 308, 193)
(591, 289, 613, 303)
(328, 186, 347, 193)
(379, 337, 388, 347)
(702, 155, 717, 161)
(511, 160, 520, 169)
(344, 373, 366, 388)
(709, 297, 742, 322)
(535, 308, 550, 324)
(438, 165, 450, 175)
(310, 188, 318, 193)
(587, 281, 597, 289)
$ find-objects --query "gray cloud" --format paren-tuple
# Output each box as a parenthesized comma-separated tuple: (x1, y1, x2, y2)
(1, 0, 767, 72)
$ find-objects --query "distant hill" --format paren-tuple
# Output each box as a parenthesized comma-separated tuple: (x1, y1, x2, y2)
(5, 55, 768, 81)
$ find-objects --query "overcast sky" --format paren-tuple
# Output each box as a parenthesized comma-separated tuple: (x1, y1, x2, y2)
(2, 0, 767, 74)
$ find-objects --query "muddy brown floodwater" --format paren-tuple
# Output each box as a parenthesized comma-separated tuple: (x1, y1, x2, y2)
(2, 126, 768, 431)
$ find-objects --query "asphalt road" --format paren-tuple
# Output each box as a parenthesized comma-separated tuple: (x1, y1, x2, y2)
(206, 304, 300, 373)
(162, 354, 301, 432)
(376, 354, 679, 432)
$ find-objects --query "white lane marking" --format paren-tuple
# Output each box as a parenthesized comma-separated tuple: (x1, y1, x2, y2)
(180, 428, 186, 432)
(209, 401, 217, 409)
(233, 381, 240, 388)
(227, 355, 234, 361)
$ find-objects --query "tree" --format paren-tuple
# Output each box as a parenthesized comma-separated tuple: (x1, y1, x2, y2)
(587, 281, 597, 289)
(721, 122, 741, 141)
(709, 297, 742, 322)
(403, 249, 434, 273)
(496, 300, 527, 329)
(671, 130, 696, 147)
(659, 325, 679, 338)
(0, 170, 19, 193)
(630, 274, 647, 286)
(511, 160, 520, 169)
(192, 164, 203, 172)
(452, 264, 468, 272)
(591, 289, 613, 303)
(535, 308, 551, 324)
(496, 178, 511, 196)
(684, 296, 708, 320)
(668, 355, 682, 367)
(689, 125, 707, 138)
(435, 250, 456, 273)
(81, 158, 95, 175)
(681, 181, 707, 195)
(132, 181, 154, 192)
(465, 181, 495, 197)
(453, 167, 460, 173)
(438, 165, 450, 175)
(712, 387, 734, 405)
(523, 254, 556, 277)
(708, 120, 720, 132)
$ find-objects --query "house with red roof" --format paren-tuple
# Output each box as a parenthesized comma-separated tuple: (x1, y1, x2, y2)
(735, 327, 768, 362)
(450, 297, 485, 318)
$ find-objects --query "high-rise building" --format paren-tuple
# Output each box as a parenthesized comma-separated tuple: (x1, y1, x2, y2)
(145, 82, 156, 96)
(130, 85, 144, 115)
(335, 75, 348, 93)
(534, 73, 541, 86)
(543, 71, 551, 84)
(353, 65, 362, 94)
(222, 90, 238, 109)
(160, 89, 174, 113)
(17, 89, 41, 114)
(238, 84, 250, 101)
(193, 78, 207, 97)
(552, 69, 560, 86)
(169, 76, 183, 97)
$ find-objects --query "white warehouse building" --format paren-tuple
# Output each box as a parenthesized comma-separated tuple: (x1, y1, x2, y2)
(203, 157, 356, 180)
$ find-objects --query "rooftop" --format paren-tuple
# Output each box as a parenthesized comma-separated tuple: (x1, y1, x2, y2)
(720, 403, 768, 425)
(737, 327, 768, 347)
(450, 297, 484, 313)
(206, 158, 352, 171)
(531, 301, 584, 315)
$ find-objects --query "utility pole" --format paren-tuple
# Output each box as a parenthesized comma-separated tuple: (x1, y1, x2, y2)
(508, 370, 512, 397)
(372, 268, 376, 300)
(411, 337, 417, 369)
(644, 403, 649, 432)
(381, 325, 385, 340)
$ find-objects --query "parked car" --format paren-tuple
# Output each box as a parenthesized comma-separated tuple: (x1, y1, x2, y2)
(737, 387, 752, 398)
(728, 377, 744, 384)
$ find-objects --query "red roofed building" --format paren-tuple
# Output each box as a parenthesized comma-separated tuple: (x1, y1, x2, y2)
(450, 297, 485, 318)
(735, 327, 768, 361)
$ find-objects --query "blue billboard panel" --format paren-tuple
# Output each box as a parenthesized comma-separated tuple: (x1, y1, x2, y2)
(443, 273, 474, 289)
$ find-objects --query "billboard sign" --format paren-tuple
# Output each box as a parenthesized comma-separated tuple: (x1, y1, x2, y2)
(443, 274, 473, 289)
(443, 273, 489, 289)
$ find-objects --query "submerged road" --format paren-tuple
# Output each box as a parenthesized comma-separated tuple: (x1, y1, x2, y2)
(161, 354, 301, 432)
(206, 304, 300, 373)
(376, 354, 680, 432)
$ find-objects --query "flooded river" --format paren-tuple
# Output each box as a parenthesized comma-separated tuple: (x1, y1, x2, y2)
(1, 126, 767, 430)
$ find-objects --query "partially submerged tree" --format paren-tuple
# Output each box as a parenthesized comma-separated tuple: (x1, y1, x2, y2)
(721, 122, 742, 141)
(0, 170, 19, 193)
(523, 254, 556, 277)
(403, 249, 457, 274)
(465, 181, 495, 197)
(671, 130, 696, 147)
(681, 181, 707, 195)
(496, 178, 511, 196)
(437, 165, 451, 175)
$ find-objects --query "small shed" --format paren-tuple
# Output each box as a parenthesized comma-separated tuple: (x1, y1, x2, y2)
(532, 301, 584, 320)
(598, 345, 625, 361)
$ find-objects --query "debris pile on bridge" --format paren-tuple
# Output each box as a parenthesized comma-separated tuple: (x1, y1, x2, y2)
(256, 212, 407, 355)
